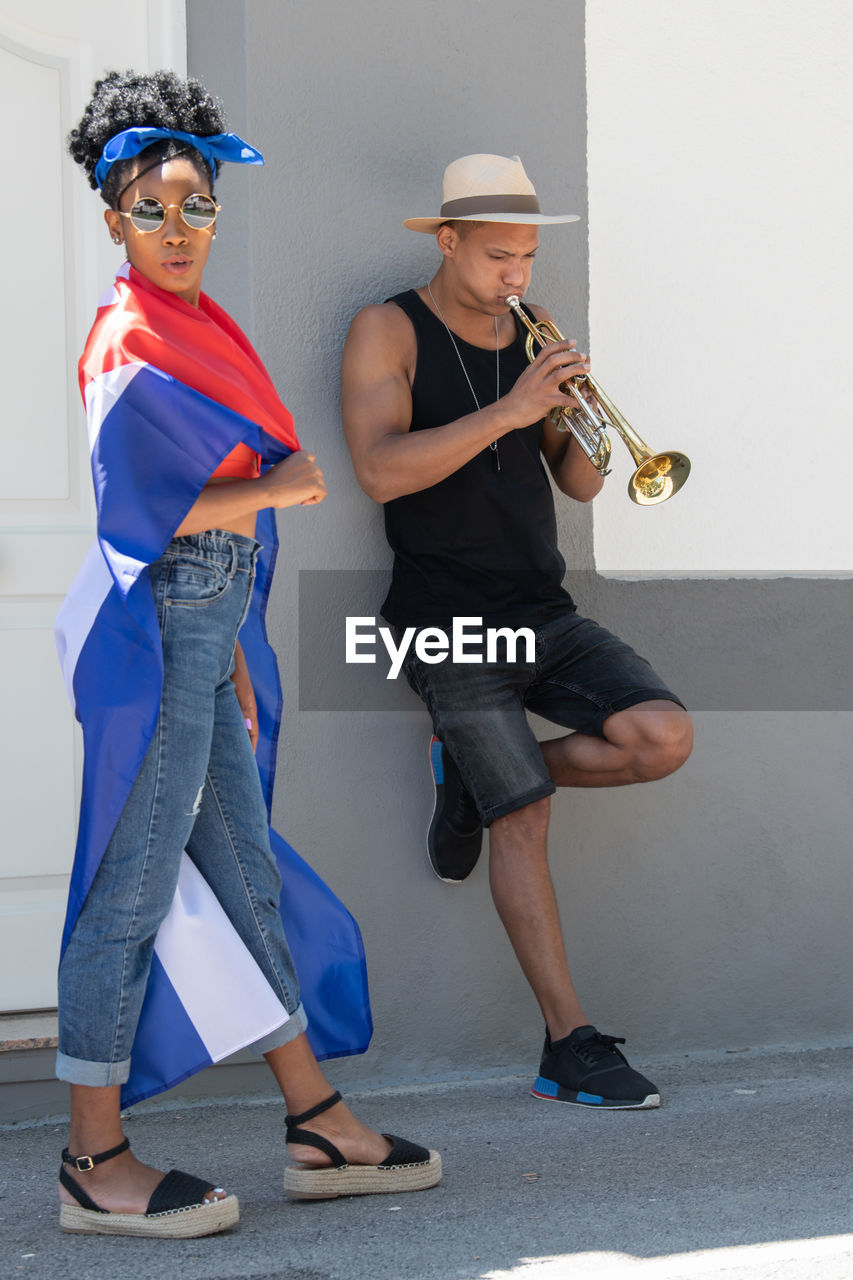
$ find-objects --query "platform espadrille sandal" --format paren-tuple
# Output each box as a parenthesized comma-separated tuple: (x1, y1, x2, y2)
(59, 1137, 239, 1237)
(283, 1091, 441, 1200)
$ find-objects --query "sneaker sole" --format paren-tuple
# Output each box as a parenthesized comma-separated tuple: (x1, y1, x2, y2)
(426, 736, 479, 884)
(531, 1076, 660, 1110)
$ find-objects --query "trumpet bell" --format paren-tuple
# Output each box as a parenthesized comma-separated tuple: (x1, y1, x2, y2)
(629, 452, 691, 506)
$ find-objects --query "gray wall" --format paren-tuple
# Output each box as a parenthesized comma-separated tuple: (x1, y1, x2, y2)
(187, 0, 851, 1088)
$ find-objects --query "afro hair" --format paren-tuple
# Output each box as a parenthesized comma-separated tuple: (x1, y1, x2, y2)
(68, 69, 226, 205)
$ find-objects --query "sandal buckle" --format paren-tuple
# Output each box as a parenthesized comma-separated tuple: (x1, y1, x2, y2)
(74, 1155, 95, 1172)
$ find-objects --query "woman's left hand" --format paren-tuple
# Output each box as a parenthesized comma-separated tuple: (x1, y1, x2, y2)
(231, 640, 259, 753)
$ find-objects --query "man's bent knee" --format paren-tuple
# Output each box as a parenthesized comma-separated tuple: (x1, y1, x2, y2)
(647, 710, 693, 779)
(635, 705, 693, 780)
(606, 703, 693, 782)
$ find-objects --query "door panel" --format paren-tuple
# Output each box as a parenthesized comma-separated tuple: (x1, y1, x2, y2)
(0, 2, 186, 1011)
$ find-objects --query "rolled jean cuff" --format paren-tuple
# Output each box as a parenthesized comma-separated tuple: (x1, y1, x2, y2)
(55, 1050, 131, 1087)
(249, 1002, 308, 1055)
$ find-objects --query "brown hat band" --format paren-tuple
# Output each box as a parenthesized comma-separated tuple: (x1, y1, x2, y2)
(439, 193, 542, 218)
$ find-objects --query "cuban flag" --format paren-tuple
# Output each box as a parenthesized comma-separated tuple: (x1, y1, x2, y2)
(56, 264, 372, 1107)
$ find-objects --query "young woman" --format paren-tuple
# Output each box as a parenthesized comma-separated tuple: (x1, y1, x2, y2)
(57, 69, 440, 1239)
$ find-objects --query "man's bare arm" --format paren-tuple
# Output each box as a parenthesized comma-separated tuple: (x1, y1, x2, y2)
(341, 302, 584, 505)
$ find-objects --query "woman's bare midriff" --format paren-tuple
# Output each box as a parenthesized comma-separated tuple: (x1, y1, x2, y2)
(205, 476, 258, 539)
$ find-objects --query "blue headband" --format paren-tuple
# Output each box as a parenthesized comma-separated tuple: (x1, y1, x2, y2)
(94, 127, 264, 189)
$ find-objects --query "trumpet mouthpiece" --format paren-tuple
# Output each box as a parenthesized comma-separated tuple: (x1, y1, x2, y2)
(505, 295, 521, 307)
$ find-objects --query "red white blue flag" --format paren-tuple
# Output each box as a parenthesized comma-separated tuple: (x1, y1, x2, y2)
(56, 264, 372, 1107)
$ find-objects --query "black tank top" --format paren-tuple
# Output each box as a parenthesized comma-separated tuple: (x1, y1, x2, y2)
(381, 289, 573, 627)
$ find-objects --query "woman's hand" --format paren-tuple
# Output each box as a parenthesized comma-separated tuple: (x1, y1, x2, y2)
(231, 640, 259, 753)
(260, 451, 327, 509)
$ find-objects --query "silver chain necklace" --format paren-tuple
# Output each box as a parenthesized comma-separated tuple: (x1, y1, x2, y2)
(426, 280, 501, 471)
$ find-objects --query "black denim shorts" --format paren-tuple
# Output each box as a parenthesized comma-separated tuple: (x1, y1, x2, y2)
(399, 607, 685, 826)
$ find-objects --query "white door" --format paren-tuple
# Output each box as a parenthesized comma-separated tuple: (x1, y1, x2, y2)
(0, 2, 186, 1011)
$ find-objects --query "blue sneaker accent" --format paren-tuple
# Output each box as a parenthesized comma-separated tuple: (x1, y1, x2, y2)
(426, 735, 483, 882)
(430, 737, 444, 785)
(532, 1025, 660, 1109)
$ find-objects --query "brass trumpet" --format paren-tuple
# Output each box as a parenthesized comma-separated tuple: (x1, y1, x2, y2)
(505, 296, 690, 505)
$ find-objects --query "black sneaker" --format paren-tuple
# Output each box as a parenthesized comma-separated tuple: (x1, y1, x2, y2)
(532, 1024, 660, 1110)
(427, 736, 483, 883)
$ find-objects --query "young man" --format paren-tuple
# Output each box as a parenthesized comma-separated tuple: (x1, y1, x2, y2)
(341, 154, 693, 1110)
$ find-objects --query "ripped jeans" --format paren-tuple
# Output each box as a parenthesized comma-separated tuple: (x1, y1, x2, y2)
(57, 530, 306, 1085)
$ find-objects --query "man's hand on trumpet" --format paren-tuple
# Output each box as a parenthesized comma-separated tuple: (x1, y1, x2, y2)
(557, 346, 601, 416)
(501, 334, 591, 428)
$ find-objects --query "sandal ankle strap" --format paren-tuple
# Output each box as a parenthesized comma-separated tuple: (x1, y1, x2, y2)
(61, 1136, 130, 1173)
(284, 1090, 342, 1130)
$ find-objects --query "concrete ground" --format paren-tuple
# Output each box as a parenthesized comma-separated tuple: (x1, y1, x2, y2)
(2, 1044, 851, 1280)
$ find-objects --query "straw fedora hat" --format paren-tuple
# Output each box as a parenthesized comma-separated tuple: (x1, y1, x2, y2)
(404, 153, 579, 233)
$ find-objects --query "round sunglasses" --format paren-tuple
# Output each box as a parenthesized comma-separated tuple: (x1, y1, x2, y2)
(117, 193, 221, 234)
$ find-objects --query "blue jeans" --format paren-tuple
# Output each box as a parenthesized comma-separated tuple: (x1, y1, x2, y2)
(57, 530, 307, 1086)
